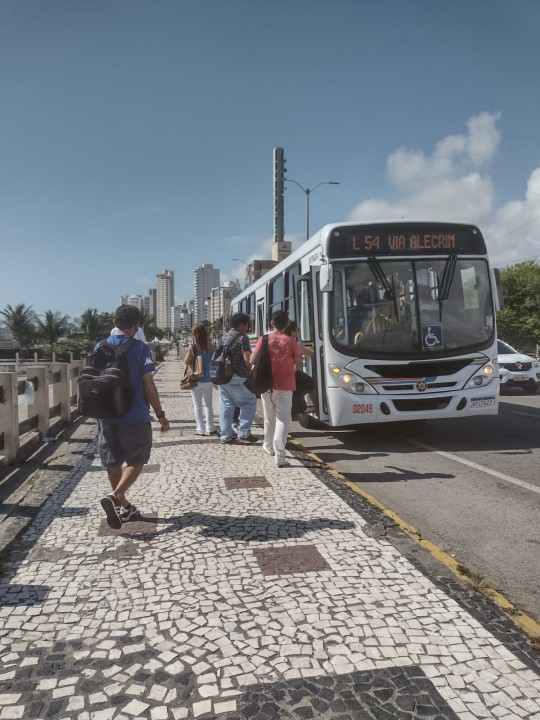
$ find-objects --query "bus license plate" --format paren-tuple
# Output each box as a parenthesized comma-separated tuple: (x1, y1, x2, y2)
(470, 397, 496, 408)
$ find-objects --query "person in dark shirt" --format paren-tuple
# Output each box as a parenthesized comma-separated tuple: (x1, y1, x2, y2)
(218, 313, 258, 444)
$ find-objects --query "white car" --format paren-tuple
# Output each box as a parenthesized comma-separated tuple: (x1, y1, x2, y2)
(498, 340, 540, 395)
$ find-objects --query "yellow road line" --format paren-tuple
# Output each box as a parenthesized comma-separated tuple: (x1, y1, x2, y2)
(289, 435, 540, 641)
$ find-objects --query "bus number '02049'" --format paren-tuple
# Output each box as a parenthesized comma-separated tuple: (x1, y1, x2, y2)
(353, 403, 373, 414)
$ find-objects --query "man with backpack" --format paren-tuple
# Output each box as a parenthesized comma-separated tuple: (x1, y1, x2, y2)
(94, 305, 170, 528)
(217, 312, 258, 444)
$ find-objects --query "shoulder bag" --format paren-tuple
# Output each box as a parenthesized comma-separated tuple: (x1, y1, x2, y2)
(180, 343, 202, 390)
(244, 335, 273, 395)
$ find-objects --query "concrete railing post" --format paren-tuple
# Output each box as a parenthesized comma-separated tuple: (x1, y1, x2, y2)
(27, 366, 49, 437)
(0, 373, 19, 464)
(69, 360, 83, 415)
(52, 362, 71, 422)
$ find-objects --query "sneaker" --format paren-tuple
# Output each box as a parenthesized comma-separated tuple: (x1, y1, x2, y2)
(120, 504, 140, 523)
(276, 459, 289, 468)
(238, 434, 259, 444)
(262, 446, 275, 456)
(221, 436, 237, 444)
(100, 493, 122, 529)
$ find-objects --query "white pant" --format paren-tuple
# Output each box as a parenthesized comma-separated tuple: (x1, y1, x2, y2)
(261, 390, 292, 463)
(191, 382, 215, 434)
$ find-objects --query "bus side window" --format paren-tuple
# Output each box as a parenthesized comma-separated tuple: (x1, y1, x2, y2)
(269, 274, 284, 320)
(297, 278, 314, 343)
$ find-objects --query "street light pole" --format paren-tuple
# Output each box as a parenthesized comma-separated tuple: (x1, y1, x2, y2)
(285, 179, 339, 241)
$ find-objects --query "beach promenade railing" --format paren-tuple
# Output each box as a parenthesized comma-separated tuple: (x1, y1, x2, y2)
(0, 358, 84, 467)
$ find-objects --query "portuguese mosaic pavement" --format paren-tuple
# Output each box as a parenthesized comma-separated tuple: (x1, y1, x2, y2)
(0, 358, 539, 719)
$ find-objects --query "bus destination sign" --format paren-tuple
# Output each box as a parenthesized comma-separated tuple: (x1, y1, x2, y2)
(327, 223, 487, 257)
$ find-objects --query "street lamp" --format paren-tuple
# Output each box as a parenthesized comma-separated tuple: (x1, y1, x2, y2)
(285, 179, 340, 241)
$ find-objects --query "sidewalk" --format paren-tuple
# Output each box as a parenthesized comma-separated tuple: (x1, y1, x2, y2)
(0, 357, 539, 720)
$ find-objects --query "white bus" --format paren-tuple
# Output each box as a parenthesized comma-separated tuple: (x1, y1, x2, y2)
(231, 221, 500, 428)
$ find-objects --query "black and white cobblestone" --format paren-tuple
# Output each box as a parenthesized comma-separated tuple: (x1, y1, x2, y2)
(0, 359, 539, 719)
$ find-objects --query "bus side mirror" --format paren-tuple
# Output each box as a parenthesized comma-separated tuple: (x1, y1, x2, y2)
(320, 264, 333, 292)
(493, 268, 504, 310)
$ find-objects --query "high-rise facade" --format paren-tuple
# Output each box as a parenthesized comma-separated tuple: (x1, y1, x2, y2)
(193, 264, 220, 323)
(156, 269, 175, 331)
(209, 281, 240, 327)
(147, 288, 157, 317)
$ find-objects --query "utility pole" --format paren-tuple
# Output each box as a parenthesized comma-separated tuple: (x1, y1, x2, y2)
(273, 147, 285, 245)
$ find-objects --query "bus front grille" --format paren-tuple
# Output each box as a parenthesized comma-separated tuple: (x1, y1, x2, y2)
(392, 397, 452, 412)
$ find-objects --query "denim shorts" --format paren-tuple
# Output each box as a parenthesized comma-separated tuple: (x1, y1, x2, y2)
(98, 422, 153, 467)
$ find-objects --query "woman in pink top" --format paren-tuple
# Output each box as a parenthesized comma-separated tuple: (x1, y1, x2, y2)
(250, 310, 301, 467)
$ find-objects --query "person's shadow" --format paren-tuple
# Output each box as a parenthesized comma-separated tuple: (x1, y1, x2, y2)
(123, 512, 356, 542)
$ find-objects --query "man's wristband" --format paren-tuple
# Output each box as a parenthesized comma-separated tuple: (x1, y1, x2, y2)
(156, 411, 166, 420)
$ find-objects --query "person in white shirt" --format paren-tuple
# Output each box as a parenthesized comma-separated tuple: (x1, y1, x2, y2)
(111, 326, 147, 343)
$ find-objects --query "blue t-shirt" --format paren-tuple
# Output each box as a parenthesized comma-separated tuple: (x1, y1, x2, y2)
(97, 335, 156, 424)
(195, 349, 213, 383)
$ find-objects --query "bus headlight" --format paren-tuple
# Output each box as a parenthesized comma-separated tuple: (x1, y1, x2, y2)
(465, 364, 495, 389)
(329, 365, 375, 394)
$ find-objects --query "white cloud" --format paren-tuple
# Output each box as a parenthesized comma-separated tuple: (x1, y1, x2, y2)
(348, 112, 540, 266)
(487, 168, 540, 267)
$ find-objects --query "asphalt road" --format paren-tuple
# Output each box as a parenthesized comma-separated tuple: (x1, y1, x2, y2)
(289, 389, 540, 624)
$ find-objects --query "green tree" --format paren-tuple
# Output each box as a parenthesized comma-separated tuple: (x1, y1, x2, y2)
(36, 310, 71, 348)
(496, 261, 540, 352)
(139, 308, 158, 339)
(210, 316, 224, 344)
(78, 309, 113, 341)
(0, 303, 38, 349)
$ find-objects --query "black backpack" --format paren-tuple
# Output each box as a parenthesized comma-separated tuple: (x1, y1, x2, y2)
(244, 335, 272, 395)
(209, 332, 240, 385)
(78, 338, 137, 419)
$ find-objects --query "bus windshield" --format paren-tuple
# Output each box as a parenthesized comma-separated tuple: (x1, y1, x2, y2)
(329, 258, 494, 356)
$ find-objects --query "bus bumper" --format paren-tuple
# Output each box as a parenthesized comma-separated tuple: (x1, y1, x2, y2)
(326, 386, 499, 426)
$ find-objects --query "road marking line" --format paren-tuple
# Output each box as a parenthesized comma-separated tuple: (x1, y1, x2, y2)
(386, 433, 540, 495)
(512, 410, 540, 420)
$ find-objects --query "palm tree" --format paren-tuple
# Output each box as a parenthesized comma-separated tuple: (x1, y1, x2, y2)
(0, 303, 37, 350)
(78, 308, 103, 341)
(210, 316, 224, 344)
(139, 308, 158, 339)
(36, 310, 71, 349)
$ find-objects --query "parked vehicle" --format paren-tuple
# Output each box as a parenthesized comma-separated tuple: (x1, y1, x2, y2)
(498, 339, 540, 394)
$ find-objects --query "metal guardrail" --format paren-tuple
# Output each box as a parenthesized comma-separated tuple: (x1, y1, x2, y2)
(0, 360, 84, 465)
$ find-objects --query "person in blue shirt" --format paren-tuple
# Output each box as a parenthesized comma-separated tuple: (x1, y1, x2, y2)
(98, 305, 170, 529)
(184, 323, 218, 436)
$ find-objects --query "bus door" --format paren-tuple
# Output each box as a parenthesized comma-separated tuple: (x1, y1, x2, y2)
(295, 268, 327, 421)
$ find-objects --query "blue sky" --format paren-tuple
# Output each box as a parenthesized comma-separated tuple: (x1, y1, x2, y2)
(1, 0, 540, 320)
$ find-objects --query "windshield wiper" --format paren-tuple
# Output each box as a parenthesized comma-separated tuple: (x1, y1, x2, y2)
(437, 254, 457, 321)
(367, 257, 398, 324)
(367, 257, 396, 301)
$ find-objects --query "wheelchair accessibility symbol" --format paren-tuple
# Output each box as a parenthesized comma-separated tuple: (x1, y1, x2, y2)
(422, 324, 443, 349)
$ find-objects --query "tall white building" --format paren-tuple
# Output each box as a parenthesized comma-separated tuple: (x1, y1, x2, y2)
(120, 295, 144, 310)
(156, 269, 175, 331)
(209, 281, 241, 327)
(193, 264, 220, 323)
